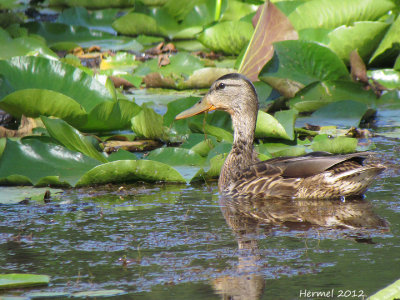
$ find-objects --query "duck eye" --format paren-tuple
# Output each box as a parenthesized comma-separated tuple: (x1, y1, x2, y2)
(216, 82, 225, 90)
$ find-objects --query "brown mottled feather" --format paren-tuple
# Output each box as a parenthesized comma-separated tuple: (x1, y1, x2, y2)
(175, 73, 385, 200)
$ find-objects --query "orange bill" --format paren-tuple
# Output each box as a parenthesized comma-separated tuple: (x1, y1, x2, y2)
(175, 97, 216, 120)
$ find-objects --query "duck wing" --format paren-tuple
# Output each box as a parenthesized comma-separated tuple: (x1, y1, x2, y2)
(265, 152, 372, 178)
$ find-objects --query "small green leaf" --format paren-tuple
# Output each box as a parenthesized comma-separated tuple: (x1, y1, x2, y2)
(189, 122, 233, 142)
(369, 278, 400, 300)
(0, 187, 62, 205)
(131, 105, 165, 140)
(112, 13, 159, 36)
(368, 69, 400, 90)
(198, 21, 253, 55)
(0, 273, 49, 289)
(370, 14, 400, 65)
(205, 153, 227, 178)
(311, 135, 358, 154)
(255, 110, 295, 140)
(41, 116, 108, 163)
(72, 289, 126, 298)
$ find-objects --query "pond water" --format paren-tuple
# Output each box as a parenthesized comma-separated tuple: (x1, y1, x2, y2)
(1, 106, 400, 299)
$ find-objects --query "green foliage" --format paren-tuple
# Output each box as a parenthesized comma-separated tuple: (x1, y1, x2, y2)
(0, 1, 396, 187)
(0, 273, 49, 289)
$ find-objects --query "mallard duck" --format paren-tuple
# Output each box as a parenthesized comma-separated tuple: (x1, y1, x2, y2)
(175, 73, 385, 199)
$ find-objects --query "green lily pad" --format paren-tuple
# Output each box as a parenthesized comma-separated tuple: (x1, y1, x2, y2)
(298, 100, 370, 128)
(147, 147, 206, 166)
(370, 14, 400, 65)
(257, 142, 306, 157)
(131, 104, 165, 140)
(76, 160, 186, 186)
(0, 36, 58, 60)
(57, 7, 120, 33)
(112, 13, 159, 36)
(368, 69, 400, 90)
(0, 273, 49, 289)
(189, 121, 233, 142)
(255, 110, 296, 140)
(205, 153, 227, 178)
(136, 52, 204, 78)
(0, 187, 62, 204)
(259, 40, 349, 96)
(72, 289, 126, 298)
(107, 149, 137, 161)
(0, 138, 100, 187)
(0, 55, 114, 114)
(289, 80, 377, 113)
(288, 0, 395, 31)
(370, 278, 400, 300)
(41, 117, 108, 163)
(25, 22, 142, 51)
(198, 21, 254, 55)
(311, 135, 358, 154)
(320, 22, 389, 64)
(28, 291, 71, 298)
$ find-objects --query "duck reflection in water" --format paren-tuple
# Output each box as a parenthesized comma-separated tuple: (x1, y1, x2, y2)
(175, 73, 388, 299)
(211, 195, 388, 300)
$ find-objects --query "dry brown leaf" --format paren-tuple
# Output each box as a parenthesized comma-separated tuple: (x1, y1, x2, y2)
(239, 1, 298, 82)
(109, 76, 134, 89)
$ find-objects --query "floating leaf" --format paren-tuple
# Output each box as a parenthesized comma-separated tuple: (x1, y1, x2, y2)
(0, 138, 100, 186)
(131, 105, 165, 140)
(255, 110, 295, 140)
(0, 56, 115, 115)
(288, 0, 395, 31)
(311, 135, 358, 154)
(25, 22, 142, 51)
(71, 289, 126, 298)
(370, 14, 400, 65)
(297, 100, 370, 128)
(368, 69, 400, 90)
(259, 40, 349, 96)
(41, 117, 108, 163)
(198, 21, 254, 55)
(76, 160, 186, 186)
(238, 1, 298, 81)
(147, 147, 206, 166)
(189, 121, 233, 142)
(107, 149, 137, 162)
(205, 153, 227, 178)
(369, 278, 400, 300)
(112, 13, 159, 36)
(289, 80, 377, 113)
(0, 187, 62, 204)
(0, 273, 49, 289)
(0, 36, 58, 60)
(57, 6, 120, 33)
(299, 22, 390, 65)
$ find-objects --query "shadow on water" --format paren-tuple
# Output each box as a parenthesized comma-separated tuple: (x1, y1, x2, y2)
(213, 195, 389, 300)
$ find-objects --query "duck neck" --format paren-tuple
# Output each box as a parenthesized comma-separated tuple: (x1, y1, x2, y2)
(219, 110, 259, 192)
